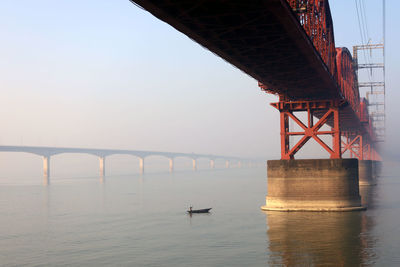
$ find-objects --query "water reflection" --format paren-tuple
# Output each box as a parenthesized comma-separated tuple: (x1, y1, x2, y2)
(360, 185, 378, 209)
(264, 186, 378, 266)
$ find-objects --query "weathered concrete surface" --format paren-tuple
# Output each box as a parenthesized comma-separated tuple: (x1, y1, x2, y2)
(358, 160, 376, 186)
(261, 159, 365, 211)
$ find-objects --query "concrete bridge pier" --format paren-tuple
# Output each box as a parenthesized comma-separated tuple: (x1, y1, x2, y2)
(225, 160, 229, 168)
(99, 156, 106, 177)
(210, 159, 215, 169)
(139, 158, 144, 174)
(169, 158, 174, 173)
(261, 159, 365, 211)
(372, 160, 382, 179)
(358, 160, 375, 186)
(192, 159, 197, 171)
(43, 156, 50, 185)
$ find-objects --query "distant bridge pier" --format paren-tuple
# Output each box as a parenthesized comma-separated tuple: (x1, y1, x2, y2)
(99, 156, 106, 177)
(341, 131, 381, 186)
(43, 156, 50, 185)
(372, 160, 382, 179)
(358, 160, 375, 186)
(169, 158, 174, 173)
(192, 159, 197, 171)
(210, 159, 215, 169)
(139, 157, 144, 174)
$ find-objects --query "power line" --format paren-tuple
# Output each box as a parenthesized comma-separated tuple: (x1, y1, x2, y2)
(355, 0, 365, 44)
(355, 0, 372, 82)
(361, 0, 370, 44)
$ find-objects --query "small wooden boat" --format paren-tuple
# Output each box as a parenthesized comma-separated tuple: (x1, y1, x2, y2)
(187, 207, 212, 214)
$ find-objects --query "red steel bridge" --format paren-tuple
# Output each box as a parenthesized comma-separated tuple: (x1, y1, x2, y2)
(130, 0, 382, 161)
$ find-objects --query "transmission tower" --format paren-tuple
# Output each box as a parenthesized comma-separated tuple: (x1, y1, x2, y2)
(353, 43, 385, 142)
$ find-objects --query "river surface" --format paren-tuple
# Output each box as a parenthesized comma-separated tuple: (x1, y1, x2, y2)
(0, 163, 399, 266)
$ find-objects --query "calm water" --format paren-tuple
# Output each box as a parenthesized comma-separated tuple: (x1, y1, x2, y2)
(0, 164, 399, 266)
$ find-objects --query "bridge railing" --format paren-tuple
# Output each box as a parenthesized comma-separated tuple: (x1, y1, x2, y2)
(288, 0, 337, 78)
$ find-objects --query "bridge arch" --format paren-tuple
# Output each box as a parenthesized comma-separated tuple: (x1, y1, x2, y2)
(50, 151, 102, 158)
(49, 152, 100, 178)
(0, 151, 44, 180)
(0, 150, 45, 157)
(101, 153, 143, 175)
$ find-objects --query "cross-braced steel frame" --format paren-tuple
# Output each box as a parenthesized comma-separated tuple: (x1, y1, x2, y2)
(271, 99, 342, 160)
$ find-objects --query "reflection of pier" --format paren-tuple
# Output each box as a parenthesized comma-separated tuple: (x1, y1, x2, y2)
(264, 185, 378, 266)
(0, 146, 258, 184)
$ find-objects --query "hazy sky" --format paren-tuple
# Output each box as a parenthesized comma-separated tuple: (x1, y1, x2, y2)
(0, 0, 398, 159)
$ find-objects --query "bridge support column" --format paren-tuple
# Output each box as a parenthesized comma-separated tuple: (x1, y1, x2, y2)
(43, 156, 50, 185)
(210, 159, 215, 169)
(272, 99, 342, 159)
(139, 158, 144, 174)
(358, 160, 375, 186)
(169, 158, 174, 173)
(372, 160, 382, 179)
(262, 159, 364, 211)
(99, 156, 106, 177)
(192, 159, 197, 171)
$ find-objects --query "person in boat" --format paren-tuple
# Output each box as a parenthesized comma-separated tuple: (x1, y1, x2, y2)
(189, 206, 192, 212)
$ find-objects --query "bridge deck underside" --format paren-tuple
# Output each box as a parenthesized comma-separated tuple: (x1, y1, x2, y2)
(131, 0, 338, 99)
(130, 0, 359, 130)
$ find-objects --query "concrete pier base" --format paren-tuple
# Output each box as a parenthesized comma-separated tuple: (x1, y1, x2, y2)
(261, 159, 365, 212)
(372, 160, 382, 179)
(358, 160, 376, 186)
(169, 158, 174, 173)
(99, 156, 106, 177)
(192, 159, 197, 171)
(139, 158, 144, 174)
(43, 156, 50, 185)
